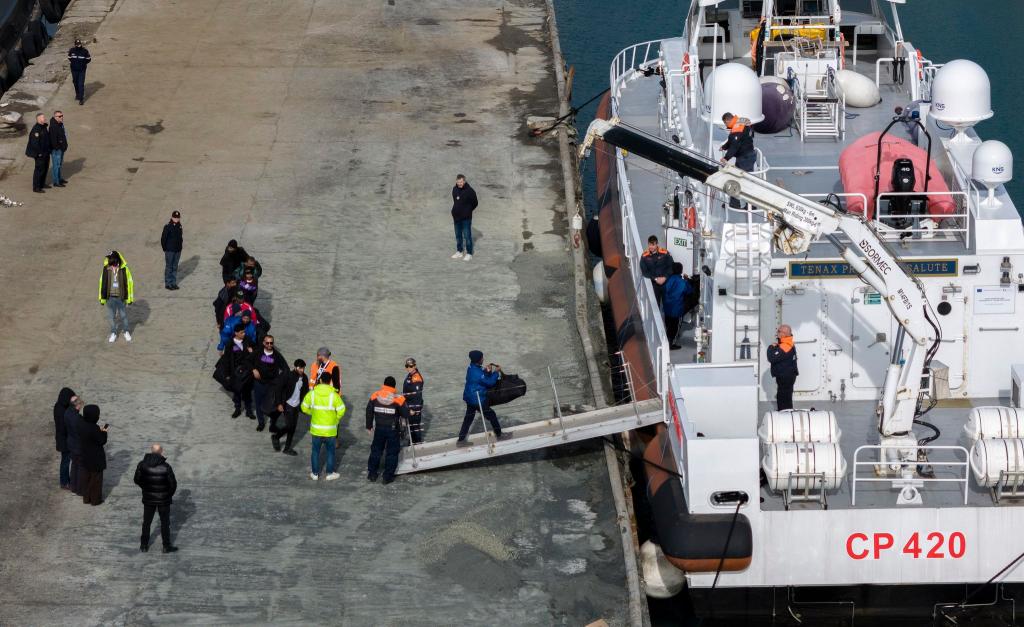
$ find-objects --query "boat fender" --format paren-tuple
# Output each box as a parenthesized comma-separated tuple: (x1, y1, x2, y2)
(639, 541, 686, 599)
(585, 215, 602, 257)
(835, 69, 880, 108)
(592, 261, 608, 303)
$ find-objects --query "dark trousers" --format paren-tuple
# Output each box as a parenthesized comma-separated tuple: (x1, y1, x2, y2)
(164, 251, 180, 287)
(70, 454, 82, 495)
(651, 280, 665, 306)
(59, 451, 71, 487)
(253, 380, 269, 426)
(232, 382, 253, 413)
(665, 315, 681, 345)
(141, 504, 171, 549)
(368, 425, 401, 481)
(71, 69, 86, 101)
(775, 374, 796, 411)
(32, 155, 49, 190)
(81, 468, 103, 505)
(272, 404, 299, 450)
(454, 218, 473, 254)
(459, 402, 502, 440)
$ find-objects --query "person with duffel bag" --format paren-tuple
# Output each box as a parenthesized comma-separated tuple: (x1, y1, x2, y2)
(456, 350, 513, 446)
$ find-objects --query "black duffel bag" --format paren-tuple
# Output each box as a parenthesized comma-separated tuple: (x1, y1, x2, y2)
(486, 373, 527, 406)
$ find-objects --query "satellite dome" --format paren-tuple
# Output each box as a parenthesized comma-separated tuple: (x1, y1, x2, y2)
(973, 140, 1013, 184)
(931, 59, 993, 126)
(701, 63, 764, 126)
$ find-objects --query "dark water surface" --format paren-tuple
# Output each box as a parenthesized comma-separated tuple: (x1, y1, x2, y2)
(555, 0, 1024, 211)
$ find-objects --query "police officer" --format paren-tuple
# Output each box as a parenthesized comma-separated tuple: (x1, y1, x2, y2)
(67, 38, 91, 105)
(26, 113, 51, 193)
(402, 358, 425, 444)
(365, 376, 409, 485)
(766, 324, 799, 410)
(639, 235, 673, 304)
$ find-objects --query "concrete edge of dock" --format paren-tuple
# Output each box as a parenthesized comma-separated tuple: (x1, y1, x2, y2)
(543, 2, 651, 625)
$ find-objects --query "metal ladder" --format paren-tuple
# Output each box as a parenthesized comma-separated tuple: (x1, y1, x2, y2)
(728, 210, 769, 367)
(795, 71, 845, 141)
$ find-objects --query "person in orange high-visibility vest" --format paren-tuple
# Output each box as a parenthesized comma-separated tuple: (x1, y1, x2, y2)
(310, 347, 341, 395)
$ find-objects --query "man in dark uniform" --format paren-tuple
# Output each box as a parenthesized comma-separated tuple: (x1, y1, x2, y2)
(402, 358, 425, 444)
(766, 324, 799, 410)
(25, 113, 51, 193)
(639, 235, 673, 305)
(68, 38, 91, 105)
(719, 112, 757, 172)
(366, 376, 410, 485)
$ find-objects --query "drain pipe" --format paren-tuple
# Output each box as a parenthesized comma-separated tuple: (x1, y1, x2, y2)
(544, 2, 649, 625)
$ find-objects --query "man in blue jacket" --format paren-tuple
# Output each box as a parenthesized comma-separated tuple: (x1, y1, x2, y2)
(217, 309, 257, 351)
(662, 262, 695, 350)
(456, 350, 511, 446)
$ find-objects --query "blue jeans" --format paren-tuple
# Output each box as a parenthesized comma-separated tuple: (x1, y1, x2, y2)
(106, 297, 129, 334)
(311, 435, 336, 474)
(51, 150, 64, 184)
(454, 218, 473, 255)
(368, 425, 400, 480)
(59, 451, 70, 487)
(164, 250, 180, 287)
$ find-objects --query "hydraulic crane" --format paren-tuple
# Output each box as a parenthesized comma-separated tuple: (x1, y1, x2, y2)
(580, 118, 941, 464)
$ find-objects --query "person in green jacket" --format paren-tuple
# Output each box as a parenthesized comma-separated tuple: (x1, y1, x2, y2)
(301, 371, 347, 481)
(98, 250, 135, 343)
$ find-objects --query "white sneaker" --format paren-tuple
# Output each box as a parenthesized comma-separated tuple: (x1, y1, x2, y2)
(124, 331, 132, 342)
(325, 472, 340, 481)
(463, 254, 473, 261)
(108, 333, 117, 343)
(451, 252, 464, 259)
(309, 472, 318, 480)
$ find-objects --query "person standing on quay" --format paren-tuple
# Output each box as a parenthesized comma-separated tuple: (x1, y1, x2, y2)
(271, 359, 308, 455)
(252, 334, 288, 433)
(49, 110, 68, 187)
(64, 395, 85, 495)
(79, 405, 108, 506)
(67, 37, 91, 105)
(26, 113, 51, 193)
(450, 174, 478, 261)
(53, 387, 76, 490)
(366, 376, 409, 484)
(134, 444, 178, 554)
(301, 372, 346, 481)
(98, 251, 135, 343)
(161, 210, 183, 290)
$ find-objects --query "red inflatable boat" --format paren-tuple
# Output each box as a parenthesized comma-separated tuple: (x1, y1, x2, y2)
(838, 131, 956, 219)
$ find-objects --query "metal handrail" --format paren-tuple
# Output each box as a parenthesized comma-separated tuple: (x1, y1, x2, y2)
(874, 190, 970, 243)
(851, 444, 970, 506)
(609, 40, 663, 101)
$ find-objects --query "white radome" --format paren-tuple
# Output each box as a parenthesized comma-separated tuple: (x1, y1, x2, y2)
(931, 59, 993, 125)
(701, 62, 765, 125)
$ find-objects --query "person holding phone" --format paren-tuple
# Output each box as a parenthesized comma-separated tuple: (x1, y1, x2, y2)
(78, 405, 108, 506)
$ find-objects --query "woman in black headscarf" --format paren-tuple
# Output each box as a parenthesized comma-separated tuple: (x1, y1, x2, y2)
(219, 239, 248, 282)
(53, 387, 76, 490)
(79, 405, 108, 506)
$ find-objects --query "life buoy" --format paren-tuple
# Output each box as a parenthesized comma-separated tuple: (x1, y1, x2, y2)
(683, 205, 697, 231)
(682, 52, 692, 90)
(916, 49, 924, 81)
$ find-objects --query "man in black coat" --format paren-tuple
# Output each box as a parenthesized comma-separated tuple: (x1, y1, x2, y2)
(160, 210, 183, 290)
(53, 387, 76, 490)
(63, 396, 85, 495)
(252, 334, 288, 433)
(25, 113, 51, 193)
(271, 359, 309, 454)
(134, 444, 178, 553)
(450, 174, 479, 261)
(67, 38, 91, 105)
(48, 111, 68, 187)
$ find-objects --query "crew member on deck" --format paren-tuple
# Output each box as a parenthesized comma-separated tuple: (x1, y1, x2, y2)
(719, 112, 758, 209)
(767, 324, 799, 411)
(640, 235, 673, 305)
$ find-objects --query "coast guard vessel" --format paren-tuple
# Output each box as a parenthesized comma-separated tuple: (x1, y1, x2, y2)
(581, 0, 1024, 618)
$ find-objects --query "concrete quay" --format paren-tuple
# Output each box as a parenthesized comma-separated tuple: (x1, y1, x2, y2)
(0, 0, 629, 624)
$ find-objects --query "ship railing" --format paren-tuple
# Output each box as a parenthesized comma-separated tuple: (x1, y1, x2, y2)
(609, 39, 663, 105)
(873, 190, 970, 246)
(616, 155, 672, 403)
(851, 445, 970, 506)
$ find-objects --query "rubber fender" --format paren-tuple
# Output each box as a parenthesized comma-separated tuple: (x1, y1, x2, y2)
(20, 31, 39, 60)
(40, 0, 64, 23)
(5, 49, 23, 84)
(585, 215, 602, 258)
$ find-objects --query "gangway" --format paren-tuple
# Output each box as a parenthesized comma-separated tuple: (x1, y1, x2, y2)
(396, 398, 663, 474)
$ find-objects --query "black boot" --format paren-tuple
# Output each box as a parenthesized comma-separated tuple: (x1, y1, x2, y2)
(231, 407, 242, 418)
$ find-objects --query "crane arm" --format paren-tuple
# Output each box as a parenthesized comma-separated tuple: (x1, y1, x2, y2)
(581, 117, 938, 437)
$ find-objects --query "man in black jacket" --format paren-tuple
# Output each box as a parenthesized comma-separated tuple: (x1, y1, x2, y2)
(252, 334, 288, 432)
(766, 324, 799, 410)
(212, 277, 238, 329)
(271, 359, 308, 454)
(402, 358, 425, 444)
(26, 113, 51, 193)
(134, 444, 178, 553)
(67, 38, 91, 105)
(450, 174, 479, 261)
(49, 111, 68, 187)
(366, 376, 410, 485)
(53, 387, 76, 490)
(160, 210, 183, 290)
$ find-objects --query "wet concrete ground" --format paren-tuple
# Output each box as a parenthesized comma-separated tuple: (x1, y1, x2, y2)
(0, 0, 627, 624)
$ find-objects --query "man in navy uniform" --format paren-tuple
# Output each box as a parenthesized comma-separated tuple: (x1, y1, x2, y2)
(402, 357, 425, 444)
(640, 235, 673, 305)
(25, 113, 51, 193)
(68, 38, 91, 105)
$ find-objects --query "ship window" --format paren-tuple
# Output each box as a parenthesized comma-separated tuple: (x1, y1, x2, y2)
(937, 301, 952, 316)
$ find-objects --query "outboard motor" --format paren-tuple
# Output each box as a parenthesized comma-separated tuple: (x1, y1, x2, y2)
(887, 158, 917, 229)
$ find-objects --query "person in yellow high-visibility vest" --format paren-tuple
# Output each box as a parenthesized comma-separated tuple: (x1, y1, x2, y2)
(300, 371, 347, 481)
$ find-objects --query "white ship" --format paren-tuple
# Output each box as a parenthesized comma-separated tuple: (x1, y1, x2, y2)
(581, 0, 1024, 619)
